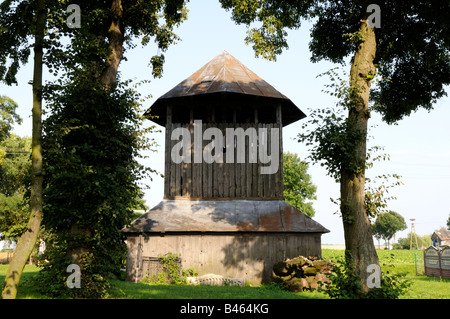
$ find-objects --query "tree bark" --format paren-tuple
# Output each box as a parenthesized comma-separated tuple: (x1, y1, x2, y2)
(340, 19, 379, 292)
(100, 0, 124, 88)
(2, 0, 46, 299)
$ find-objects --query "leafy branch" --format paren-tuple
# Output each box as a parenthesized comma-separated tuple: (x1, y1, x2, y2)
(296, 68, 367, 181)
(298, 68, 403, 221)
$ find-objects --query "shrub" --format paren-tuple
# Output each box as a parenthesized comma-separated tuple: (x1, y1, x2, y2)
(141, 253, 197, 285)
(318, 251, 410, 299)
(32, 236, 115, 298)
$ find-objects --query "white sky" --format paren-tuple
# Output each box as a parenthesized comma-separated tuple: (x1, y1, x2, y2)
(1, 1, 449, 245)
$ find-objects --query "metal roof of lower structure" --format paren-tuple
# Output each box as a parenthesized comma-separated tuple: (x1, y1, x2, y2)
(122, 199, 330, 234)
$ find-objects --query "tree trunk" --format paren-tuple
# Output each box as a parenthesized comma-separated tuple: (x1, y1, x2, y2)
(100, 0, 124, 88)
(67, 0, 124, 267)
(340, 19, 379, 292)
(1, 0, 46, 299)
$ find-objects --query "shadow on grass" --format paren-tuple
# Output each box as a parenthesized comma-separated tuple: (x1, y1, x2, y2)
(0, 264, 45, 299)
(109, 280, 327, 299)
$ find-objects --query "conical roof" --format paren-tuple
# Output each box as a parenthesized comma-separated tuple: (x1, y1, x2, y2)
(145, 51, 306, 126)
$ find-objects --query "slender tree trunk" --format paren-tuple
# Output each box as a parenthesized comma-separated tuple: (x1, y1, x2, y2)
(340, 19, 379, 292)
(2, 0, 46, 299)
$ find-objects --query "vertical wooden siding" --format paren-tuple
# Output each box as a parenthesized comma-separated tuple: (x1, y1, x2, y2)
(126, 233, 322, 284)
(164, 123, 283, 199)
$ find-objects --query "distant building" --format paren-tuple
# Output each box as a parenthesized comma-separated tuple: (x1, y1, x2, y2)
(0, 238, 16, 251)
(431, 230, 450, 248)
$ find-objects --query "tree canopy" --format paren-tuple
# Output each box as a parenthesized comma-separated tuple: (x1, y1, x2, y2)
(372, 211, 407, 246)
(1, 0, 189, 298)
(283, 152, 317, 217)
(0, 95, 22, 143)
(0, 0, 188, 84)
(0, 133, 32, 240)
(220, 0, 450, 123)
(0, 96, 31, 242)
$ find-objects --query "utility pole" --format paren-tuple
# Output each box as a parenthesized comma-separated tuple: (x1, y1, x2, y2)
(410, 218, 419, 250)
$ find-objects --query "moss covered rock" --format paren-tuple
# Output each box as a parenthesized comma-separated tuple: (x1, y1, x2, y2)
(271, 256, 334, 292)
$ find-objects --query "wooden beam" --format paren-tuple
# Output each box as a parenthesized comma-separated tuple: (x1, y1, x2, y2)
(276, 104, 283, 198)
(164, 105, 172, 198)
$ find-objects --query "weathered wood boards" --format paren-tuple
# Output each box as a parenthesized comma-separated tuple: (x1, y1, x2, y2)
(126, 232, 323, 284)
(165, 123, 283, 200)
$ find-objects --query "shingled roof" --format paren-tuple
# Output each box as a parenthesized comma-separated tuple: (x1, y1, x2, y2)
(432, 230, 450, 246)
(145, 51, 306, 127)
(122, 200, 330, 234)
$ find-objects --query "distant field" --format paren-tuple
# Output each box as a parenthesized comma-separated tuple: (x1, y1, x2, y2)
(322, 244, 392, 250)
(322, 244, 346, 250)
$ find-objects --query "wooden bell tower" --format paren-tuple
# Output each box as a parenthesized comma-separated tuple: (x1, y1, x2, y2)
(145, 51, 306, 201)
(123, 52, 329, 284)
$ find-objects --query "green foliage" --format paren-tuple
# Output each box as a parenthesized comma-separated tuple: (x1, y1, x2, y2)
(319, 251, 410, 299)
(318, 252, 365, 299)
(297, 69, 403, 222)
(372, 211, 407, 245)
(297, 106, 364, 181)
(0, 133, 31, 241)
(130, 190, 150, 211)
(182, 268, 198, 278)
(141, 253, 194, 285)
(221, 1, 450, 122)
(0, 0, 190, 298)
(0, 95, 22, 142)
(367, 253, 411, 299)
(142, 271, 168, 285)
(364, 174, 403, 220)
(282, 152, 317, 217)
(0, 2, 35, 85)
(0, 134, 31, 195)
(220, 0, 310, 61)
(36, 74, 154, 297)
(219, 2, 450, 293)
(158, 253, 184, 285)
(42, 77, 150, 232)
(396, 234, 432, 250)
(32, 239, 113, 298)
(0, 0, 189, 83)
(0, 193, 30, 240)
(296, 69, 367, 181)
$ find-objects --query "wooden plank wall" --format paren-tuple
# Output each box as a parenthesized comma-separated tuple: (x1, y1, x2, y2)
(164, 123, 283, 200)
(126, 233, 322, 284)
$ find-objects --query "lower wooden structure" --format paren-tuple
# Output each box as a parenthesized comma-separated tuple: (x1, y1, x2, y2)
(122, 200, 329, 284)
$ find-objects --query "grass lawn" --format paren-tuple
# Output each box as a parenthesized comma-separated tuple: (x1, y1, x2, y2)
(109, 279, 326, 299)
(0, 264, 45, 299)
(1, 249, 448, 299)
(322, 249, 450, 299)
